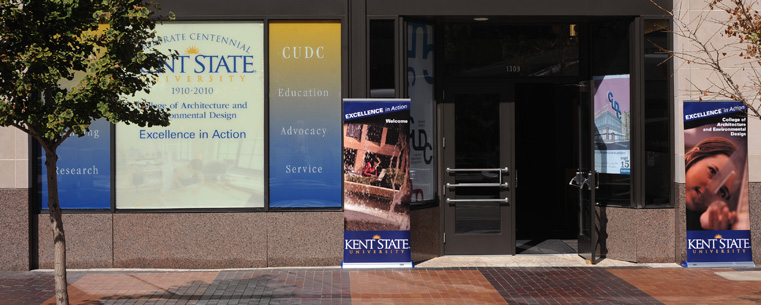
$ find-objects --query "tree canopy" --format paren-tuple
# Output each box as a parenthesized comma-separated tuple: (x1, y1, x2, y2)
(0, 1, 174, 303)
(659, 0, 761, 118)
(0, 0, 173, 147)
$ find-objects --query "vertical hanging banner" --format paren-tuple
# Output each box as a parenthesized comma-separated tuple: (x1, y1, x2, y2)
(343, 99, 412, 268)
(269, 21, 342, 208)
(115, 22, 265, 209)
(407, 22, 435, 205)
(40, 119, 111, 209)
(683, 101, 753, 267)
(593, 75, 631, 175)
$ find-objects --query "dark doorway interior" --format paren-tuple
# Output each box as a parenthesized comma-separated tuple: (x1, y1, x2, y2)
(440, 21, 585, 255)
(515, 83, 579, 254)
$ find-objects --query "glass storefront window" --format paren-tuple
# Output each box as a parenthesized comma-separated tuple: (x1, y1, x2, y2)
(38, 119, 111, 210)
(407, 22, 436, 206)
(644, 19, 672, 207)
(443, 23, 579, 78)
(269, 21, 342, 208)
(370, 20, 395, 97)
(115, 21, 266, 209)
(590, 20, 631, 207)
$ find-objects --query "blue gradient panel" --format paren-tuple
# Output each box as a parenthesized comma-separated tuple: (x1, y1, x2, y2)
(268, 22, 341, 208)
(40, 119, 111, 209)
(269, 105, 341, 207)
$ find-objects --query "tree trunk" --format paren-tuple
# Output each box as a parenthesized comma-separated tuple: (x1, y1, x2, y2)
(44, 149, 69, 305)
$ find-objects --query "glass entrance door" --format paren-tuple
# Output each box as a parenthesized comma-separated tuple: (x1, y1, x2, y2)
(442, 82, 514, 255)
(571, 81, 598, 263)
(572, 19, 633, 263)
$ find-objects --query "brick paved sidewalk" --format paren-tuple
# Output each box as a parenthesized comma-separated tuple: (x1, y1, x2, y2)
(1, 267, 760, 305)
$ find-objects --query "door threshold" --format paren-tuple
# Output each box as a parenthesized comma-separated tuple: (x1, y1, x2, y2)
(415, 254, 643, 268)
(516, 238, 578, 254)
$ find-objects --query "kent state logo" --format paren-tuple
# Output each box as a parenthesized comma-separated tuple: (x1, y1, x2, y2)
(149, 46, 257, 74)
(345, 234, 410, 255)
(688, 234, 751, 255)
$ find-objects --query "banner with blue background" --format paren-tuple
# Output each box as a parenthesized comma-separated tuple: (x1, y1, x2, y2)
(683, 101, 753, 267)
(342, 99, 412, 268)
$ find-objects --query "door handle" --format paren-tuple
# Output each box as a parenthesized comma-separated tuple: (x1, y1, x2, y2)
(446, 198, 509, 204)
(568, 171, 590, 190)
(568, 171, 583, 186)
(446, 182, 509, 188)
(446, 167, 508, 173)
(447, 167, 510, 188)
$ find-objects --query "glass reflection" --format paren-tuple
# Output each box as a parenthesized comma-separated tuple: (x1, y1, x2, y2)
(444, 23, 579, 78)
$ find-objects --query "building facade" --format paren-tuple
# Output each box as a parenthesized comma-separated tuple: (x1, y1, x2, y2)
(1, 0, 760, 271)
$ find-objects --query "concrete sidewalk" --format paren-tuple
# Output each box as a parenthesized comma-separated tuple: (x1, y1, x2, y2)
(1, 256, 760, 305)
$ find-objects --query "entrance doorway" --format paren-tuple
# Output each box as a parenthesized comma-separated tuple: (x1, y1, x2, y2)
(441, 81, 515, 255)
(438, 21, 588, 256)
(440, 81, 581, 255)
(514, 83, 579, 254)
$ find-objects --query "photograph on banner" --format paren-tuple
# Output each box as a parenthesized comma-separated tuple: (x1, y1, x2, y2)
(40, 119, 111, 209)
(683, 101, 750, 231)
(593, 75, 631, 175)
(343, 99, 412, 267)
(269, 21, 342, 208)
(115, 22, 265, 209)
(343, 101, 411, 231)
(407, 22, 435, 205)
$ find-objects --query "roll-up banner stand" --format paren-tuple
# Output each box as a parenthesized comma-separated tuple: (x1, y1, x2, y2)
(682, 101, 754, 267)
(342, 99, 413, 268)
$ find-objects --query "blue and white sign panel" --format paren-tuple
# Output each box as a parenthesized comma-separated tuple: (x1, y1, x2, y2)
(683, 101, 754, 267)
(343, 231, 411, 266)
(686, 230, 752, 265)
(342, 99, 412, 268)
(40, 119, 111, 209)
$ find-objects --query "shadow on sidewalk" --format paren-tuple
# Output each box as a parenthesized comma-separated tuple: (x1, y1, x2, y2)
(47, 270, 351, 305)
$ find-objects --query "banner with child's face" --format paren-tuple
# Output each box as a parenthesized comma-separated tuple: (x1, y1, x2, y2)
(683, 101, 752, 264)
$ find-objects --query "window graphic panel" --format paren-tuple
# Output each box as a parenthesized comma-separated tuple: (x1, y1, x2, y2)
(269, 21, 342, 208)
(115, 22, 265, 209)
(39, 119, 111, 209)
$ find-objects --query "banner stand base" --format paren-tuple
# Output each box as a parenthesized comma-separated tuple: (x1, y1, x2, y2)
(681, 261, 756, 268)
(342, 262, 413, 269)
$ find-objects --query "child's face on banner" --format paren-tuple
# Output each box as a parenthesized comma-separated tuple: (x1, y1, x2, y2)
(685, 153, 733, 211)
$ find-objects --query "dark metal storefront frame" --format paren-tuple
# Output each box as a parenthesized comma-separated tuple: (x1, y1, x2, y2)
(29, 0, 674, 265)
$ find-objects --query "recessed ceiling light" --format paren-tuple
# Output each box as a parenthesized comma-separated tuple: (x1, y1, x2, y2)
(473, 17, 489, 21)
